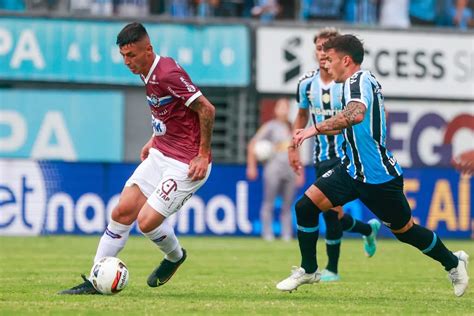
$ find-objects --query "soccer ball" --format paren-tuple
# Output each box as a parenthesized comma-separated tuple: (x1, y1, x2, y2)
(254, 140, 274, 162)
(89, 257, 129, 295)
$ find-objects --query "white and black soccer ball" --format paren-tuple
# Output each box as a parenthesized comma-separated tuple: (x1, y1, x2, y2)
(254, 140, 274, 162)
(89, 257, 129, 295)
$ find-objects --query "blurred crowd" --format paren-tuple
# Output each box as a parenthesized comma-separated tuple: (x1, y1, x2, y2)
(0, 0, 473, 29)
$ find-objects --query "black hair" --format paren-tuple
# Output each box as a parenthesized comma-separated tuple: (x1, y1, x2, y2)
(323, 34, 364, 65)
(116, 22, 148, 47)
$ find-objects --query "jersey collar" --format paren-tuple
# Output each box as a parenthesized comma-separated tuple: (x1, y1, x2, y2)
(143, 54, 160, 84)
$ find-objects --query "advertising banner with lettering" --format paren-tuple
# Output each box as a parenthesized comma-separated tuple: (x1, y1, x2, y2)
(0, 160, 472, 239)
(0, 89, 124, 162)
(256, 27, 474, 99)
(385, 100, 474, 168)
(0, 18, 250, 86)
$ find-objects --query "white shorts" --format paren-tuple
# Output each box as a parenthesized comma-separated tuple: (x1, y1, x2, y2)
(125, 148, 211, 217)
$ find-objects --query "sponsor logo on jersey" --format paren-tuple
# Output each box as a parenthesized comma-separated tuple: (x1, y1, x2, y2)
(312, 108, 341, 116)
(180, 76, 197, 92)
(151, 116, 167, 136)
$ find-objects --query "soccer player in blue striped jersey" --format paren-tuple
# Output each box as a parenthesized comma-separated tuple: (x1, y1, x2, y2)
(288, 28, 380, 283)
(278, 34, 469, 296)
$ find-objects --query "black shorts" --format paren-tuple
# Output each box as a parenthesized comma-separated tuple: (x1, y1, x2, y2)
(314, 164, 412, 231)
(315, 157, 341, 178)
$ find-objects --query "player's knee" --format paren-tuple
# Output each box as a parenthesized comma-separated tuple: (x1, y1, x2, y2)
(295, 194, 320, 227)
(137, 212, 155, 233)
(111, 202, 137, 225)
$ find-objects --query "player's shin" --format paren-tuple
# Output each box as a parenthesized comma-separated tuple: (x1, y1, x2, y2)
(94, 219, 132, 263)
(296, 194, 321, 274)
(341, 213, 371, 236)
(323, 210, 342, 274)
(393, 223, 458, 271)
(142, 220, 183, 263)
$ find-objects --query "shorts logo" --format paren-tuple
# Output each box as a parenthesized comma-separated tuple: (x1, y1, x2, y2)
(156, 179, 177, 202)
(322, 169, 334, 178)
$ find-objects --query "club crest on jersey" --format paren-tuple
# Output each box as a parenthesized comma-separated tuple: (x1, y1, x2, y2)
(147, 94, 173, 108)
(322, 169, 334, 178)
(151, 116, 167, 136)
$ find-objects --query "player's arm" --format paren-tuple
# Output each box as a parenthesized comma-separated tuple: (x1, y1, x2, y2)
(188, 95, 215, 180)
(246, 125, 268, 181)
(293, 101, 366, 147)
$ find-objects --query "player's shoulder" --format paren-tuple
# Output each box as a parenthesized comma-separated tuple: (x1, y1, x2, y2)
(297, 69, 318, 85)
(157, 56, 183, 74)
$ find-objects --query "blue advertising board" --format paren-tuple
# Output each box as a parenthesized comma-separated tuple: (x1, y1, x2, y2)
(0, 17, 250, 86)
(0, 89, 124, 162)
(0, 160, 472, 239)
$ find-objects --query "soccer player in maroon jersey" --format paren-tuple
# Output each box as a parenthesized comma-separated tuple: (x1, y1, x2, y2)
(60, 22, 215, 294)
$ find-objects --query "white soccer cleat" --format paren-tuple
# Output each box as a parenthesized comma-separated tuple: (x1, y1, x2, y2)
(448, 250, 469, 297)
(276, 266, 321, 292)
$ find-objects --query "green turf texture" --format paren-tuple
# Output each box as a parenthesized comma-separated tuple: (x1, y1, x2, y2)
(0, 236, 473, 315)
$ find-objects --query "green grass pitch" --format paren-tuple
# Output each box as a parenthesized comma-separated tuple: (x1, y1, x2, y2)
(0, 236, 473, 315)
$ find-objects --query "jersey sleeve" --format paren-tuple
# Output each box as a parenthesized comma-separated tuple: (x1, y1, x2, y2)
(345, 71, 371, 108)
(296, 77, 311, 109)
(161, 61, 202, 107)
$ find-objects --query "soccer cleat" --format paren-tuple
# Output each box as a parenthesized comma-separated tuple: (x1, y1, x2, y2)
(276, 266, 321, 292)
(58, 274, 100, 295)
(320, 269, 341, 282)
(363, 219, 381, 257)
(147, 248, 187, 287)
(448, 250, 469, 297)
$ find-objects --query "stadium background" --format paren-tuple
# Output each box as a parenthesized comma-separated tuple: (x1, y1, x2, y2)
(0, 9, 473, 241)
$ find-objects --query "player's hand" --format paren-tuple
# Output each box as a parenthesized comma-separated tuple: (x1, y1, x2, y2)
(288, 146, 303, 175)
(188, 155, 209, 181)
(140, 140, 153, 161)
(246, 165, 258, 181)
(293, 128, 313, 147)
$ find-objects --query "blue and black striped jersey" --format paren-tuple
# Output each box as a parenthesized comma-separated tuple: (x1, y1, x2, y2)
(297, 70, 345, 164)
(341, 70, 403, 184)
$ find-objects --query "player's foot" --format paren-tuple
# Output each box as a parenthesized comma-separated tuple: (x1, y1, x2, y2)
(320, 269, 340, 282)
(58, 274, 100, 295)
(363, 219, 381, 257)
(147, 248, 187, 288)
(448, 250, 469, 297)
(276, 266, 321, 292)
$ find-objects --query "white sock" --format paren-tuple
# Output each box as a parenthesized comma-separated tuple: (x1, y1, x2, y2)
(94, 219, 132, 263)
(142, 220, 183, 263)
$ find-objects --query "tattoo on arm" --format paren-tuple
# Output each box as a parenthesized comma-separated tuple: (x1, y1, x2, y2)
(316, 101, 366, 133)
(190, 96, 215, 156)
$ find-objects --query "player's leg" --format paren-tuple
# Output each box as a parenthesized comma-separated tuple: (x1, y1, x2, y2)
(59, 160, 154, 295)
(137, 204, 186, 287)
(94, 184, 147, 262)
(140, 156, 211, 288)
(260, 167, 280, 241)
(358, 176, 469, 296)
(277, 165, 358, 292)
(340, 211, 381, 257)
(279, 176, 296, 241)
(321, 208, 342, 281)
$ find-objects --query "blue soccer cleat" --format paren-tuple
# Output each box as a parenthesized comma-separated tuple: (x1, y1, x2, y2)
(363, 219, 381, 258)
(320, 269, 341, 282)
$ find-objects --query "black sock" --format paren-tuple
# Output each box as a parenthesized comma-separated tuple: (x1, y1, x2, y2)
(394, 224, 458, 271)
(323, 210, 342, 274)
(295, 195, 320, 274)
(340, 213, 372, 236)
(325, 243, 341, 274)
